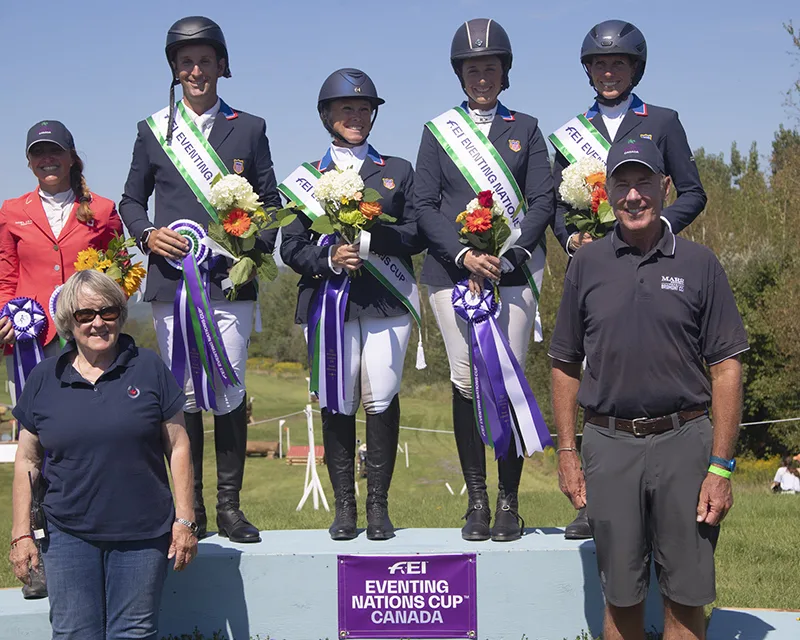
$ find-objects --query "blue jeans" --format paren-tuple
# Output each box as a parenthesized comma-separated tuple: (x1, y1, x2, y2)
(41, 525, 170, 639)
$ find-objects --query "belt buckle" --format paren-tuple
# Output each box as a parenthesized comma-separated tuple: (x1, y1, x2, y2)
(630, 417, 650, 437)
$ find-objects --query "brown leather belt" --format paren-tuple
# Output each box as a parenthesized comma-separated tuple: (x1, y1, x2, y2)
(584, 406, 707, 437)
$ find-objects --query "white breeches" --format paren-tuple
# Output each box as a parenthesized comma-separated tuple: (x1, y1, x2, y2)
(428, 285, 535, 399)
(304, 314, 411, 416)
(152, 300, 253, 415)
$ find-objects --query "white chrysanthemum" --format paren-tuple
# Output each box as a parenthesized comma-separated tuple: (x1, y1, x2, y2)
(559, 157, 606, 210)
(209, 174, 261, 212)
(465, 194, 504, 217)
(314, 168, 365, 206)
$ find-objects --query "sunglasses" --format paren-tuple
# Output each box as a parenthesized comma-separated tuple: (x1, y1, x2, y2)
(73, 306, 121, 324)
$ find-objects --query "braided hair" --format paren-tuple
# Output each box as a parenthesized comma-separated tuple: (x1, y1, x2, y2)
(68, 151, 94, 223)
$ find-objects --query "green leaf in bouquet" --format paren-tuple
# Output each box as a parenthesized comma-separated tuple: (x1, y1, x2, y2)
(310, 215, 335, 235)
(462, 232, 488, 250)
(377, 213, 397, 223)
(495, 223, 511, 250)
(361, 188, 382, 203)
(275, 207, 296, 222)
(229, 256, 256, 287)
(597, 201, 616, 224)
(240, 235, 257, 252)
(211, 173, 223, 187)
(105, 264, 122, 281)
(256, 253, 279, 282)
(267, 213, 297, 229)
(239, 221, 258, 239)
(574, 217, 594, 231)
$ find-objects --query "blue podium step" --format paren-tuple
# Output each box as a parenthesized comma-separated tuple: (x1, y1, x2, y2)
(707, 608, 800, 640)
(0, 527, 666, 640)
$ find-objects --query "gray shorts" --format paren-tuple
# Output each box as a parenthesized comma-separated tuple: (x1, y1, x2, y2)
(582, 416, 719, 607)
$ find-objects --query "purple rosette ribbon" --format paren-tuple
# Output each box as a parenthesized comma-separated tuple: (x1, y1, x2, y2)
(452, 281, 553, 459)
(1, 297, 48, 394)
(169, 219, 239, 411)
(307, 234, 350, 413)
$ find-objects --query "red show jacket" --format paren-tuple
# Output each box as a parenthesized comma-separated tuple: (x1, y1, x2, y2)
(0, 190, 123, 346)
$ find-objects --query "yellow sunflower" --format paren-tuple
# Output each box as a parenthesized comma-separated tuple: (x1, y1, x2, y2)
(74, 248, 101, 271)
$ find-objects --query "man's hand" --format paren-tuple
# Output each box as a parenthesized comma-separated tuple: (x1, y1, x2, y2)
(463, 250, 501, 280)
(168, 522, 198, 572)
(0, 316, 15, 345)
(9, 538, 38, 585)
(558, 451, 586, 509)
(331, 242, 362, 272)
(696, 472, 734, 526)
(148, 227, 190, 260)
(568, 232, 593, 253)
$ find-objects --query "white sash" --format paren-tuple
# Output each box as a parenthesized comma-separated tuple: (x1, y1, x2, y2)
(146, 102, 229, 223)
(278, 163, 426, 367)
(548, 114, 611, 166)
(425, 106, 545, 341)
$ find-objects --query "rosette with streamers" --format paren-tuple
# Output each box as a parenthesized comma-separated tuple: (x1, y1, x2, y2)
(169, 219, 239, 410)
(307, 234, 351, 413)
(1, 298, 48, 393)
(452, 281, 553, 459)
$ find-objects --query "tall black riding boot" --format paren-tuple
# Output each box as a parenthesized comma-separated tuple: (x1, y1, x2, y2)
(214, 399, 261, 543)
(184, 410, 207, 538)
(491, 450, 525, 541)
(452, 386, 490, 541)
(323, 409, 358, 540)
(366, 395, 400, 540)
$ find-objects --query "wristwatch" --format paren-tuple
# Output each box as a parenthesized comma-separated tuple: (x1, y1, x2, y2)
(709, 455, 736, 472)
(139, 227, 156, 254)
(175, 518, 199, 536)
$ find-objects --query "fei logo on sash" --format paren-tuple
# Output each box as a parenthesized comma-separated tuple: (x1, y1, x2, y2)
(508, 139, 521, 153)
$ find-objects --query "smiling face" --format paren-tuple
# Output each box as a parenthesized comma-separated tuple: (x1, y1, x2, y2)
(173, 43, 225, 107)
(327, 98, 373, 146)
(28, 142, 74, 194)
(461, 55, 503, 109)
(608, 163, 667, 238)
(588, 55, 634, 100)
(72, 288, 120, 358)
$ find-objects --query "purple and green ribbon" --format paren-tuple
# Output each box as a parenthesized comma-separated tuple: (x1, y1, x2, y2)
(2, 297, 48, 393)
(452, 281, 553, 459)
(168, 219, 239, 411)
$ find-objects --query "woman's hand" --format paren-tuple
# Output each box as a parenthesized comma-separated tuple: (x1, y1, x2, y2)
(9, 538, 38, 585)
(568, 232, 593, 253)
(468, 275, 485, 295)
(331, 242, 362, 272)
(148, 227, 190, 260)
(0, 316, 15, 345)
(168, 522, 197, 572)
(463, 250, 501, 281)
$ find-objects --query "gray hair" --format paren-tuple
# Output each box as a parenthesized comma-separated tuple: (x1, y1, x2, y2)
(54, 270, 128, 340)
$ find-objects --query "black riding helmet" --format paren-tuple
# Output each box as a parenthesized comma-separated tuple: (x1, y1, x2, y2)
(317, 68, 384, 144)
(580, 20, 647, 99)
(450, 18, 513, 91)
(164, 16, 230, 143)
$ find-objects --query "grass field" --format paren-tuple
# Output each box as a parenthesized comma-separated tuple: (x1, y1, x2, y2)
(1, 366, 798, 620)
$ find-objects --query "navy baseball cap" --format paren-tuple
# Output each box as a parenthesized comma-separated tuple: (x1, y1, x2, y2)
(26, 120, 75, 155)
(606, 137, 665, 178)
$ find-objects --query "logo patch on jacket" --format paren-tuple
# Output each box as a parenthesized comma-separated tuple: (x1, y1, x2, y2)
(661, 276, 684, 292)
(233, 159, 244, 174)
(508, 139, 521, 153)
(639, 133, 653, 140)
(127, 385, 140, 398)
(382, 178, 395, 190)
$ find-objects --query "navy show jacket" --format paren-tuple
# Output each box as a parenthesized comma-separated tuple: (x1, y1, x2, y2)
(280, 145, 422, 324)
(120, 99, 281, 303)
(414, 102, 555, 287)
(552, 95, 707, 249)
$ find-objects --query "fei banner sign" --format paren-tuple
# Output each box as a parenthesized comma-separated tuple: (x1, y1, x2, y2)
(337, 554, 478, 639)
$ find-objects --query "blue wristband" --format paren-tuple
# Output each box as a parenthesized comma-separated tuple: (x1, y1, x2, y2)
(709, 455, 736, 472)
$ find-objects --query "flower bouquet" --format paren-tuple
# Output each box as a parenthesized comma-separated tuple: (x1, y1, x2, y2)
(206, 174, 296, 300)
(74, 234, 147, 297)
(308, 167, 393, 243)
(559, 157, 615, 239)
(456, 189, 512, 290)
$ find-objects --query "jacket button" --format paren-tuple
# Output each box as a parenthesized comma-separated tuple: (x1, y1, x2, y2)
(53, 245, 59, 251)
(54, 265, 60, 271)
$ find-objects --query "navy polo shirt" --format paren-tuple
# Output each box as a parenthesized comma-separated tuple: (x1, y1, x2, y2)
(549, 223, 749, 418)
(13, 334, 185, 541)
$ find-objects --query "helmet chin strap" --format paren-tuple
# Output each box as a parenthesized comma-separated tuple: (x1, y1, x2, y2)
(594, 86, 634, 107)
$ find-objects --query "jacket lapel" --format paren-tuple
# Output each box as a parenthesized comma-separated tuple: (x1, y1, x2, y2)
(23, 193, 57, 243)
(359, 145, 385, 184)
(207, 113, 234, 153)
(588, 113, 612, 143)
(488, 103, 515, 144)
(55, 201, 84, 241)
(612, 110, 641, 143)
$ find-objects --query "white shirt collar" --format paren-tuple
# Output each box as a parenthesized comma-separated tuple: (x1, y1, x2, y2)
(467, 103, 498, 124)
(597, 95, 633, 120)
(38, 188, 75, 238)
(183, 98, 221, 139)
(330, 141, 369, 172)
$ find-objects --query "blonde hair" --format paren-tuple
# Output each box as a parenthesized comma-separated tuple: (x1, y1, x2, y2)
(55, 271, 128, 341)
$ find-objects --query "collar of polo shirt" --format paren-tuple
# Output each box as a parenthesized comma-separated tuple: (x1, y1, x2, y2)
(56, 334, 137, 383)
(611, 217, 676, 258)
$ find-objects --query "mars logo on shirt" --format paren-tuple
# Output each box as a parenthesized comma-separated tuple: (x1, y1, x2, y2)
(127, 385, 140, 399)
(661, 276, 685, 292)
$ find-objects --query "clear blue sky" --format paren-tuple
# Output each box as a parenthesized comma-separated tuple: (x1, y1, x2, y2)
(1, 0, 797, 207)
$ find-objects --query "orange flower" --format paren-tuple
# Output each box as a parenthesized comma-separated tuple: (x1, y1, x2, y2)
(358, 201, 383, 220)
(223, 209, 252, 237)
(591, 185, 608, 214)
(585, 171, 606, 188)
(464, 208, 493, 233)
